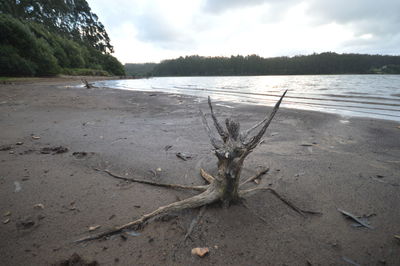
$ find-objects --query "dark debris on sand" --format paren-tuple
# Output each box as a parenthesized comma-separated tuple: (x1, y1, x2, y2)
(53, 253, 98, 266)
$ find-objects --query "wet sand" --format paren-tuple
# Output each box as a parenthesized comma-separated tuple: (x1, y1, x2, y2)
(0, 77, 399, 265)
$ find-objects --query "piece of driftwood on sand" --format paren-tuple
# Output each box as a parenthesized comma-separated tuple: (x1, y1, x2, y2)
(76, 90, 320, 243)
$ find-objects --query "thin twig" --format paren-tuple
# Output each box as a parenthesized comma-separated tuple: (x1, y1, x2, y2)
(240, 168, 269, 186)
(94, 168, 208, 192)
(75, 185, 220, 243)
(200, 168, 215, 183)
(208, 96, 227, 141)
(199, 109, 222, 149)
(240, 187, 322, 217)
(337, 209, 374, 229)
(243, 90, 287, 149)
(184, 205, 207, 241)
(241, 201, 268, 224)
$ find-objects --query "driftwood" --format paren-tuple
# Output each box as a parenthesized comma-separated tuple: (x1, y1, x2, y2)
(82, 79, 95, 89)
(76, 90, 319, 243)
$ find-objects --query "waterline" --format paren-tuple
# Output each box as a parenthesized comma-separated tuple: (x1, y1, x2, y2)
(94, 75, 400, 122)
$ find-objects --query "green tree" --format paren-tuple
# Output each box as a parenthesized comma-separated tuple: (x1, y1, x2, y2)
(0, 1, 125, 77)
(0, 0, 113, 53)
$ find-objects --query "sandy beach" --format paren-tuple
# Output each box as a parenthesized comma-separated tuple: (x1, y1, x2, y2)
(0, 77, 399, 265)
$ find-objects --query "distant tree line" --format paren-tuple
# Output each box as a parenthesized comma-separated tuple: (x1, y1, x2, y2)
(138, 53, 400, 77)
(124, 63, 157, 77)
(0, 0, 124, 77)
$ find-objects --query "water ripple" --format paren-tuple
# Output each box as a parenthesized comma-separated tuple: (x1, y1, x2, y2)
(94, 75, 400, 122)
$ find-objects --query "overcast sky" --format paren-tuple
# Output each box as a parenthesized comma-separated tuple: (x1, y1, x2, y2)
(87, 0, 400, 64)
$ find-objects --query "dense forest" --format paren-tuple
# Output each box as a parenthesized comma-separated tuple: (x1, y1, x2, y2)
(124, 63, 157, 77)
(0, 0, 124, 77)
(126, 53, 400, 77)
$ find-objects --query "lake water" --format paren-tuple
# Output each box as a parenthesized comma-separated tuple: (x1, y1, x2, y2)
(94, 75, 400, 122)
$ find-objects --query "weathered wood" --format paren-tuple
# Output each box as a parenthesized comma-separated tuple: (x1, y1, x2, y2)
(76, 182, 220, 242)
(241, 90, 288, 142)
(205, 91, 287, 206)
(200, 168, 215, 183)
(184, 205, 207, 240)
(94, 168, 207, 192)
(76, 90, 319, 243)
(82, 79, 94, 89)
(243, 90, 288, 151)
(240, 187, 322, 216)
(240, 168, 269, 186)
(208, 96, 227, 141)
(199, 109, 222, 149)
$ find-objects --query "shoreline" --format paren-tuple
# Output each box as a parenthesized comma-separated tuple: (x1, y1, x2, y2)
(1, 77, 399, 265)
(91, 75, 400, 123)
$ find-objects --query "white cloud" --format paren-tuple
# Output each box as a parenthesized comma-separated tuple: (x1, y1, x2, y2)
(87, 0, 400, 63)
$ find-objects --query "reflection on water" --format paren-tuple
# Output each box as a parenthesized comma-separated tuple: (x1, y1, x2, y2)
(94, 75, 400, 122)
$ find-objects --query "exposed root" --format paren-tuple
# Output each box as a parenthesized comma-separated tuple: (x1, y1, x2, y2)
(241, 200, 268, 224)
(184, 205, 207, 241)
(240, 187, 322, 217)
(207, 96, 228, 141)
(94, 168, 208, 192)
(82, 79, 95, 89)
(200, 168, 215, 183)
(76, 91, 320, 243)
(75, 184, 220, 243)
(240, 168, 269, 186)
(199, 109, 222, 149)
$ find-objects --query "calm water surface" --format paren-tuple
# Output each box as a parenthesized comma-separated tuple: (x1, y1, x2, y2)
(94, 75, 400, 122)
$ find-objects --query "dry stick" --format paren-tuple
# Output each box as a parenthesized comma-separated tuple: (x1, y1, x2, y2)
(241, 201, 268, 224)
(94, 168, 207, 192)
(184, 205, 207, 241)
(77, 92, 320, 243)
(207, 96, 227, 141)
(241, 90, 288, 141)
(240, 187, 322, 217)
(200, 168, 214, 183)
(244, 90, 288, 150)
(76, 185, 220, 243)
(199, 109, 222, 149)
(82, 79, 93, 89)
(240, 168, 270, 186)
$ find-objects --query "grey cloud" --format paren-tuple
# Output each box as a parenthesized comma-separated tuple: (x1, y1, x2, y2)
(304, 0, 400, 54)
(134, 12, 193, 49)
(203, 0, 298, 14)
(307, 0, 399, 24)
(306, 0, 400, 36)
(203, 0, 267, 13)
(342, 32, 400, 55)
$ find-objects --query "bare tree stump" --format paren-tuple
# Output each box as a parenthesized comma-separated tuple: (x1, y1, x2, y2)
(82, 79, 95, 89)
(76, 90, 319, 243)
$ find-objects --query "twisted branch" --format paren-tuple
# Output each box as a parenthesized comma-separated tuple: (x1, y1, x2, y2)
(208, 96, 228, 141)
(240, 187, 321, 216)
(200, 109, 222, 149)
(242, 90, 287, 149)
(76, 184, 220, 243)
(94, 168, 208, 192)
(240, 168, 269, 186)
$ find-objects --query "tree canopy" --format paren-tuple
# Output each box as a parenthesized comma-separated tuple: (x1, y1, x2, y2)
(149, 53, 400, 76)
(0, 0, 124, 77)
(1, 0, 113, 53)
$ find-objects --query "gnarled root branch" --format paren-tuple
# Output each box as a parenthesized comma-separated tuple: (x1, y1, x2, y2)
(76, 92, 320, 243)
(94, 168, 208, 192)
(184, 205, 207, 241)
(240, 168, 269, 186)
(240, 187, 322, 217)
(75, 184, 220, 243)
(241, 200, 268, 224)
(200, 168, 215, 183)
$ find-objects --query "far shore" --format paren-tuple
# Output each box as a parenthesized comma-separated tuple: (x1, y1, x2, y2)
(0, 77, 399, 265)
